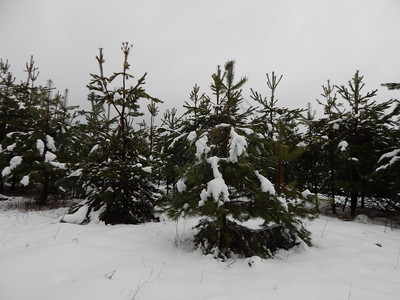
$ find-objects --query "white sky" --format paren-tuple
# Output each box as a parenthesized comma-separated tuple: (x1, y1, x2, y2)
(1, 0, 399, 120)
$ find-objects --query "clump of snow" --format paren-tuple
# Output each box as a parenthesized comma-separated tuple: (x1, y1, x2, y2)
(207, 156, 223, 178)
(302, 189, 312, 198)
(2, 156, 23, 177)
(20, 175, 30, 186)
(187, 131, 197, 142)
(200, 177, 230, 205)
(183, 203, 189, 210)
(62, 205, 89, 224)
(277, 196, 288, 211)
(68, 169, 83, 177)
(142, 166, 152, 173)
(238, 127, 254, 135)
(168, 133, 186, 149)
(199, 157, 230, 205)
(9, 156, 22, 169)
(50, 161, 66, 169)
(6, 143, 16, 152)
(45, 151, 57, 162)
(46, 135, 56, 152)
(354, 214, 371, 224)
(338, 140, 348, 151)
(89, 144, 99, 155)
(195, 133, 210, 159)
(229, 128, 247, 163)
(1, 167, 11, 177)
(176, 177, 187, 193)
(378, 149, 400, 163)
(254, 171, 275, 195)
(376, 149, 400, 171)
(36, 139, 45, 155)
(296, 142, 306, 147)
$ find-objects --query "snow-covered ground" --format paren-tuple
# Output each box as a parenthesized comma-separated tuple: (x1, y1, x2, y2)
(0, 199, 399, 300)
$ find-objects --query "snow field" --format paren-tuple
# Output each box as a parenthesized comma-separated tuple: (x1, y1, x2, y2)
(0, 206, 399, 300)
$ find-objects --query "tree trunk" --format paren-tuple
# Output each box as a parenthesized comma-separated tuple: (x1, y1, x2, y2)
(361, 192, 365, 209)
(350, 192, 358, 217)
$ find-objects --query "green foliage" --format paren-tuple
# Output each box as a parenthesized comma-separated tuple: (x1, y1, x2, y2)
(67, 42, 161, 224)
(167, 61, 313, 259)
(0, 57, 74, 204)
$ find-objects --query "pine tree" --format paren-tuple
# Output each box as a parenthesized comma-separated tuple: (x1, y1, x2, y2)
(65, 43, 162, 224)
(251, 72, 305, 195)
(336, 71, 396, 215)
(314, 81, 345, 214)
(0, 57, 72, 204)
(167, 61, 312, 259)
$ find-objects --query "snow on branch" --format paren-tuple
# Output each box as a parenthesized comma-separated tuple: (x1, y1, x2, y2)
(254, 170, 275, 195)
(229, 128, 247, 163)
(195, 133, 210, 159)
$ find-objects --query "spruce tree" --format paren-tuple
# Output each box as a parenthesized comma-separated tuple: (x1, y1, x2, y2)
(168, 61, 312, 259)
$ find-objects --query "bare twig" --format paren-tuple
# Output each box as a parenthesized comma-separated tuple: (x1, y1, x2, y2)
(132, 278, 148, 300)
(157, 262, 166, 280)
(321, 220, 328, 238)
(105, 270, 116, 279)
(53, 224, 62, 239)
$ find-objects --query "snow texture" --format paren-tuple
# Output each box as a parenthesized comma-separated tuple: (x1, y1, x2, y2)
(1, 203, 400, 300)
(229, 128, 247, 163)
(254, 170, 275, 195)
(37, 139, 45, 155)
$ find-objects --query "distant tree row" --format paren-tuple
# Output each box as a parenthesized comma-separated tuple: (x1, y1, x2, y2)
(1, 43, 399, 258)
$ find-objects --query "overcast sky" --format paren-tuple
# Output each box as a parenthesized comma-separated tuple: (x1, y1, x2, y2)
(1, 0, 399, 120)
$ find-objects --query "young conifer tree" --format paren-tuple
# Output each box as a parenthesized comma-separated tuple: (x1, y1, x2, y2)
(336, 71, 396, 216)
(65, 43, 161, 224)
(0, 57, 71, 204)
(168, 61, 312, 259)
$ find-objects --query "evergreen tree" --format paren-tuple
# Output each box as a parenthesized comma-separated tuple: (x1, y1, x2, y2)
(66, 43, 161, 224)
(251, 72, 305, 195)
(336, 71, 396, 215)
(373, 82, 400, 208)
(0, 57, 72, 204)
(168, 61, 312, 259)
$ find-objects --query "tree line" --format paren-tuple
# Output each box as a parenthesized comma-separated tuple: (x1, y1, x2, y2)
(1, 43, 399, 258)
